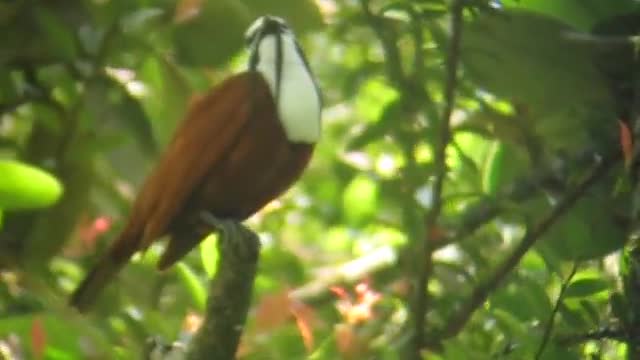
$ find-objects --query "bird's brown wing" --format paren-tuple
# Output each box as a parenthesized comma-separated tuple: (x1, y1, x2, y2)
(130, 72, 265, 250)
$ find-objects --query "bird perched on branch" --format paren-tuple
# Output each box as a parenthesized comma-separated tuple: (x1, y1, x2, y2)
(70, 15, 322, 311)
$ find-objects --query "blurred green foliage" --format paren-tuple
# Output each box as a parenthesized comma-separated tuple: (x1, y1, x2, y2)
(0, 160, 63, 211)
(0, 0, 639, 359)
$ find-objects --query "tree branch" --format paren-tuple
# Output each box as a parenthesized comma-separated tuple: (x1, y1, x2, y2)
(438, 153, 620, 341)
(290, 245, 396, 303)
(435, 153, 588, 248)
(184, 213, 261, 360)
(555, 326, 627, 346)
(412, 0, 464, 355)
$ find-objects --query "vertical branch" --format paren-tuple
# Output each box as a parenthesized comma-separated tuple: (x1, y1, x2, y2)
(185, 214, 261, 360)
(359, 0, 464, 356)
(412, 0, 464, 355)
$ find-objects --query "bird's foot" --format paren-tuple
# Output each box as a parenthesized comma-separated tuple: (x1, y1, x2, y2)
(197, 212, 260, 263)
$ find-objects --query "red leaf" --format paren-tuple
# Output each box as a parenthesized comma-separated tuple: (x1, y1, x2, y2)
(174, 0, 203, 23)
(31, 317, 46, 359)
(619, 119, 633, 166)
(329, 286, 349, 299)
(79, 215, 112, 248)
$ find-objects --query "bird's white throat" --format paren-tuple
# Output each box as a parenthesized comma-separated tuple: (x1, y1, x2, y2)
(251, 33, 321, 144)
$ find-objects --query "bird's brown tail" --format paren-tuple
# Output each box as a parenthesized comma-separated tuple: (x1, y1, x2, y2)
(69, 233, 138, 312)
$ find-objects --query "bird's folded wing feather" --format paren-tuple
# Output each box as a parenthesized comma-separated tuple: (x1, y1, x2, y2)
(129, 72, 267, 249)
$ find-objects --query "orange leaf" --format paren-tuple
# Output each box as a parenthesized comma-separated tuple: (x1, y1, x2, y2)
(254, 291, 292, 331)
(31, 317, 46, 360)
(291, 300, 316, 351)
(335, 323, 362, 358)
(182, 311, 203, 334)
(174, 0, 203, 23)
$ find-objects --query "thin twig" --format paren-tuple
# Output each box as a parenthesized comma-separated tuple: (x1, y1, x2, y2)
(535, 262, 580, 359)
(359, 0, 408, 88)
(413, 0, 464, 354)
(439, 153, 620, 341)
(555, 327, 627, 346)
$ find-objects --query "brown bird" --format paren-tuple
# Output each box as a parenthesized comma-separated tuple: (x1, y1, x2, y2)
(70, 16, 321, 311)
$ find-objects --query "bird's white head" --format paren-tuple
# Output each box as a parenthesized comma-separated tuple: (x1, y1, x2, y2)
(244, 16, 322, 144)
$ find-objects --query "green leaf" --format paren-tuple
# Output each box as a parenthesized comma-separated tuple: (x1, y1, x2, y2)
(0, 314, 114, 359)
(257, 247, 305, 291)
(84, 76, 157, 156)
(200, 233, 219, 277)
(460, 10, 613, 151)
(482, 141, 529, 196)
(33, 7, 77, 61)
(491, 279, 551, 321)
(244, 0, 323, 33)
(564, 277, 609, 298)
(342, 174, 379, 225)
(347, 98, 403, 150)
(172, 1, 251, 67)
(501, 0, 640, 30)
(0, 160, 63, 210)
(541, 195, 627, 260)
(172, 0, 323, 67)
(120, 8, 165, 34)
(461, 10, 609, 111)
(491, 308, 528, 338)
(558, 301, 589, 330)
(538, 343, 581, 360)
(175, 262, 206, 311)
(355, 78, 400, 123)
(139, 56, 191, 147)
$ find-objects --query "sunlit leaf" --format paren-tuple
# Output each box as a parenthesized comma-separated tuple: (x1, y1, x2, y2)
(0, 160, 63, 210)
(564, 277, 610, 299)
(175, 262, 206, 311)
(199, 233, 219, 277)
(541, 194, 627, 260)
(342, 174, 379, 225)
(482, 141, 529, 196)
